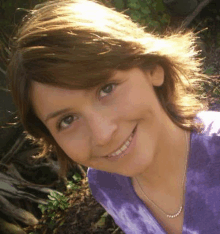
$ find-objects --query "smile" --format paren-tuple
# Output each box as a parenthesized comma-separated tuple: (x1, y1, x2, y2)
(106, 125, 137, 158)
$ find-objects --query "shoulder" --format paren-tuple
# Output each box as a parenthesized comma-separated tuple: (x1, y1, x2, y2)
(87, 168, 130, 190)
(190, 111, 220, 167)
(87, 168, 130, 199)
(87, 167, 105, 193)
(87, 168, 137, 221)
(87, 167, 119, 186)
(192, 111, 220, 153)
(195, 111, 220, 136)
(186, 112, 220, 212)
(87, 168, 109, 204)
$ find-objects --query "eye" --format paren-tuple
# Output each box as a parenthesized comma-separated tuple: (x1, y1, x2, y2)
(99, 83, 116, 98)
(57, 115, 76, 131)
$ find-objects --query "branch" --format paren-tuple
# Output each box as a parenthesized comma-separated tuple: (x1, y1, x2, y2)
(0, 170, 54, 203)
(77, 164, 87, 178)
(182, 0, 213, 28)
(1, 133, 26, 165)
(0, 195, 38, 226)
(0, 217, 26, 234)
(0, 66, 6, 75)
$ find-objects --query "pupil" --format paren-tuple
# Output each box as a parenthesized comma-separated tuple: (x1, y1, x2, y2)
(104, 84, 112, 93)
(64, 116, 73, 124)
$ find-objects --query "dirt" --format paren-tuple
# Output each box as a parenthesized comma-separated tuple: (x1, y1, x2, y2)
(56, 180, 123, 234)
(24, 178, 124, 234)
(23, 2, 220, 234)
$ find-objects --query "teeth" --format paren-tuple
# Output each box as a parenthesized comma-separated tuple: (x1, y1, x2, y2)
(125, 141, 130, 146)
(106, 125, 137, 158)
(107, 136, 132, 157)
(121, 145, 127, 151)
(115, 150, 122, 155)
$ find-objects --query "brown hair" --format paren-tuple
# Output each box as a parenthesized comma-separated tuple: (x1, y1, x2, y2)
(7, 0, 208, 177)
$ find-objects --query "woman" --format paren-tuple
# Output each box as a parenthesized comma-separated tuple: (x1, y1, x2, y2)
(7, 0, 220, 233)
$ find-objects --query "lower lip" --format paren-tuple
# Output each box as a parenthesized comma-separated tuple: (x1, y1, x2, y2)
(106, 125, 137, 161)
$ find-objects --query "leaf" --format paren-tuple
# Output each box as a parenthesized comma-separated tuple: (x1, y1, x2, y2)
(53, 201, 59, 206)
(156, 0, 166, 12)
(141, 7, 150, 15)
(73, 173, 81, 182)
(38, 204, 47, 214)
(128, 0, 141, 10)
(94, 212, 109, 228)
(114, 0, 125, 9)
(59, 220, 65, 227)
(138, 0, 148, 8)
(205, 66, 215, 75)
(130, 10, 142, 21)
(48, 195, 55, 200)
(48, 219, 56, 229)
(213, 87, 220, 96)
(50, 191, 57, 197)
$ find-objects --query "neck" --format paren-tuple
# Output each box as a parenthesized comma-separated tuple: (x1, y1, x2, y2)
(133, 121, 190, 193)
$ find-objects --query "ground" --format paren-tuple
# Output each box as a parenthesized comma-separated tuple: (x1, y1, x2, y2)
(24, 177, 124, 234)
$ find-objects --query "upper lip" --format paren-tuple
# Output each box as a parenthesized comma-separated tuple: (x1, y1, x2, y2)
(103, 125, 137, 157)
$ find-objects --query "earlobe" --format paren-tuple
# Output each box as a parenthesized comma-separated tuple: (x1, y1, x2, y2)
(150, 65, 165, 87)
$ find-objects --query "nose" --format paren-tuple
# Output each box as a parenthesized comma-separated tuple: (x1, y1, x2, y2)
(87, 110, 117, 147)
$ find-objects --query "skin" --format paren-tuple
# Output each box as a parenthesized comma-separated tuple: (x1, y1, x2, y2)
(31, 66, 189, 233)
(31, 67, 189, 224)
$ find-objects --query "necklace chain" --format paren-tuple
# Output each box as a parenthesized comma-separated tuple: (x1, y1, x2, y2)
(134, 131, 189, 219)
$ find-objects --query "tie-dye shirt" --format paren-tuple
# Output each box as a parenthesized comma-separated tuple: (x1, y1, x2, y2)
(88, 111, 220, 234)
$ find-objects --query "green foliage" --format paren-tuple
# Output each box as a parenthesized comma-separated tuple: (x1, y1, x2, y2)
(72, 172, 81, 182)
(114, 0, 125, 9)
(205, 66, 215, 75)
(38, 173, 81, 223)
(0, 0, 45, 32)
(27, 174, 82, 233)
(113, 0, 170, 33)
(1, 0, 170, 34)
(66, 173, 81, 190)
(94, 212, 109, 228)
(38, 191, 69, 221)
(213, 86, 220, 96)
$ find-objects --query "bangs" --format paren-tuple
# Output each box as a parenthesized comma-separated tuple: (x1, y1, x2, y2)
(26, 60, 114, 89)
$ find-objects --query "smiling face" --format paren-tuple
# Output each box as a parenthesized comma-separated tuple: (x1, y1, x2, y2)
(31, 66, 174, 177)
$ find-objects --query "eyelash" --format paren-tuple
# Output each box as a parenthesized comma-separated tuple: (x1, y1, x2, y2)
(56, 82, 119, 131)
(56, 114, 76, 131)
(98, 82, 118, 99)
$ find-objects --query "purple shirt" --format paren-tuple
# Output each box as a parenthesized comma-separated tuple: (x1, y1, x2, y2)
(88, 111, 220, 233)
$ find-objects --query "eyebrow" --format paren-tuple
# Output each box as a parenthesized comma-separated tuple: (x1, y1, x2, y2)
(45, 108, 72, 123)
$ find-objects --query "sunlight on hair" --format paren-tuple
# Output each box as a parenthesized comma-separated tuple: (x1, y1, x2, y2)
(68, 1, 109, 30)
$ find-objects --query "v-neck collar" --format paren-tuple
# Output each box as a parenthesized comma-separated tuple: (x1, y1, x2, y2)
(125, 131, 193, 234)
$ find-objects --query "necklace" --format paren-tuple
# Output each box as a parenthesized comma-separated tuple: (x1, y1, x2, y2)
(134, 131, 189, 219)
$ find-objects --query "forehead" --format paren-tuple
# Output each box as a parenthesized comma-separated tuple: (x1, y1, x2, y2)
(31, 81, 84, 98)
(30, 81, 92, 118)
(31, 80, 94, 100)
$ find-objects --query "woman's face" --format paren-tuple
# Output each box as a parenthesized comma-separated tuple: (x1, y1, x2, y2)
(31, 66, 171, 177)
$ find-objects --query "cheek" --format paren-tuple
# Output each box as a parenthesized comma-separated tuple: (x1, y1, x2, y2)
(119, 87, 154, 117)
(54, 134, 90, 163)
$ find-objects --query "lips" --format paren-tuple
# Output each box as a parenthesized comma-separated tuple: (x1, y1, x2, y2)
(106, 125, 137, 158)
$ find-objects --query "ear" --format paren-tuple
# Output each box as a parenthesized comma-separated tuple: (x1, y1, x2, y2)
(149, 65, 164, 87)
